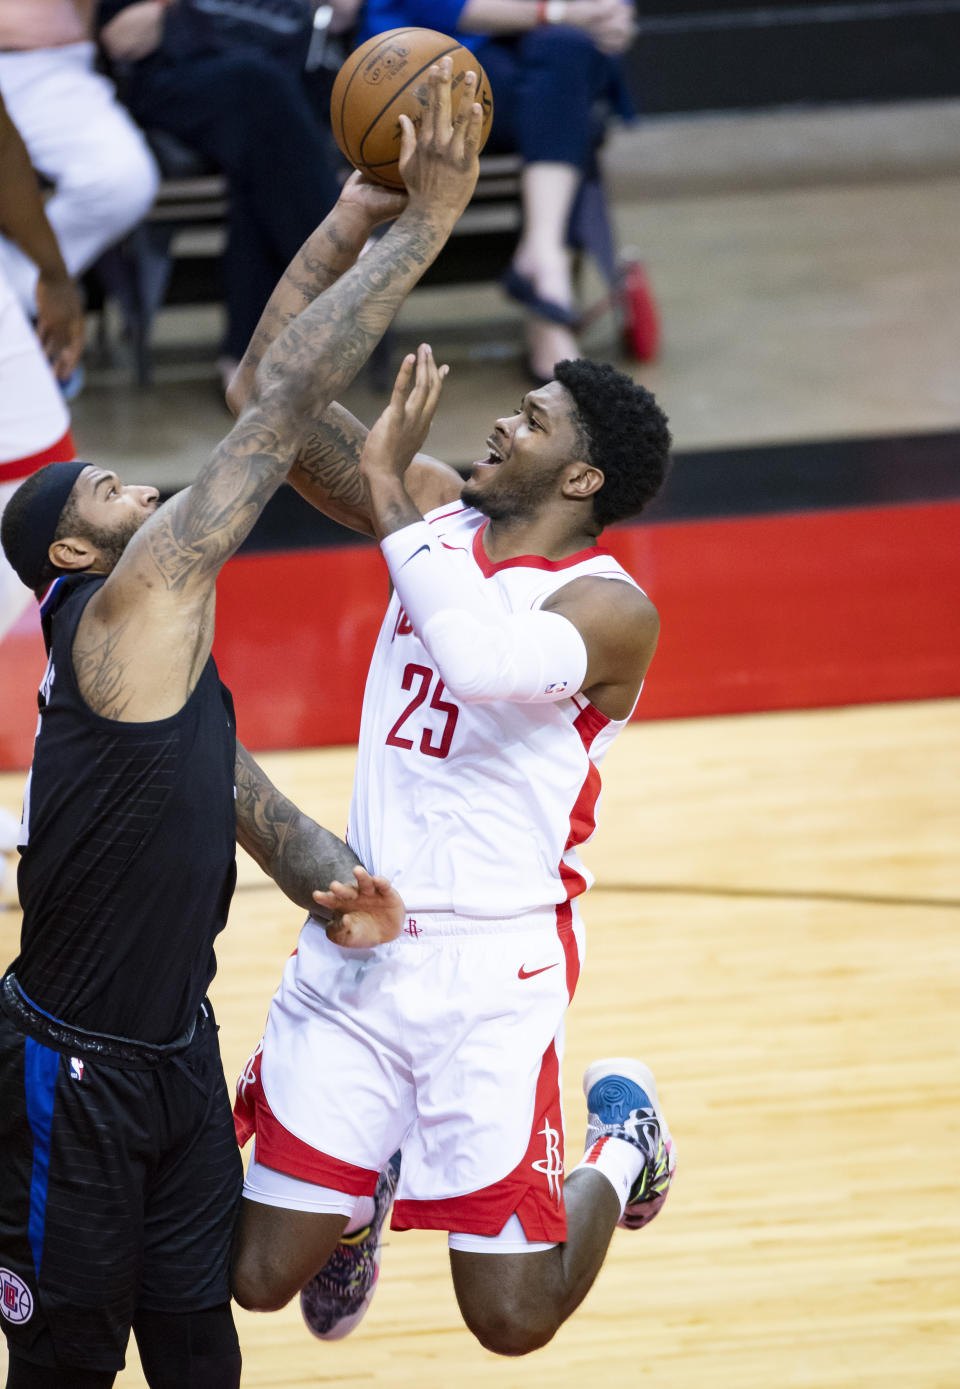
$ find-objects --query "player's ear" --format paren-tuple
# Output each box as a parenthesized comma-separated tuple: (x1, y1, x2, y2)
(48, 534, 99, 573)
(562, 462, 604, 501)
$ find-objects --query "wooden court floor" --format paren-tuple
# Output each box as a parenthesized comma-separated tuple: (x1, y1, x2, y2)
(1, 698, 958, 1387)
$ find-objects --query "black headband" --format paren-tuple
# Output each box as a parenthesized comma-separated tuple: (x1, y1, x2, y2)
(1, 460, 88, 591)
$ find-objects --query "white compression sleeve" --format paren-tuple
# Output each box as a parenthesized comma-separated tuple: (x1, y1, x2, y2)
(380, 521, 588, 704)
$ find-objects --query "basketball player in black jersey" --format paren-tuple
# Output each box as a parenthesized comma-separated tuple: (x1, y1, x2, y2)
(0, 64, 485, 1389)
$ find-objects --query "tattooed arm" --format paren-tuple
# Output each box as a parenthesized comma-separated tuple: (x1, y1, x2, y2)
(224, 173, 408, 418)
(222, 171, 464, 538)
(235, 742, 403, 947)
(74, 61, 484, 722)
(289, 401, 463, 538)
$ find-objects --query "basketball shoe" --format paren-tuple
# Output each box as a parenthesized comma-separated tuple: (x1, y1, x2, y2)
(300, 1151, 401, 1341)
(582, 1058, 676, 1230)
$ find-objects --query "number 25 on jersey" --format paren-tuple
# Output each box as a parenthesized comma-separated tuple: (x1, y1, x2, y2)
(385, 663, 459, 760)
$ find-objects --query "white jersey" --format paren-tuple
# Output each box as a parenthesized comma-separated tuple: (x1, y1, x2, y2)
(347, 503, 644, 916)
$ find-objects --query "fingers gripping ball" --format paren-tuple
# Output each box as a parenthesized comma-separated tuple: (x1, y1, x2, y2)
(331, 28, 493, 189)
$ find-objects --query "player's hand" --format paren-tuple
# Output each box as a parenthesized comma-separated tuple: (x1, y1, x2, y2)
(34, 270, 84, 382)
(312, 866, 405, 948)
(359, 344, 447, 484)
(571, 0, 637, 55)
(397, 57, 483, 222)
(337, 170, 408, 229)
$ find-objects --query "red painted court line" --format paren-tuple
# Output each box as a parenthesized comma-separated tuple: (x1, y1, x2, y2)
(1, 500, 957, 770)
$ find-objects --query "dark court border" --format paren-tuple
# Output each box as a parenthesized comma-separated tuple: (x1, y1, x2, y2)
(156, 428, 960, 554)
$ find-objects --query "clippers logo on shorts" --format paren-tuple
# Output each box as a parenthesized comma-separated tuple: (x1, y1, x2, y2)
(531, 1118, 564, 1203)
(0, 1270, 33, 1325)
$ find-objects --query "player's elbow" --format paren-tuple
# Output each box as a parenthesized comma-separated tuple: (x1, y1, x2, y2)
(423, 609, 588, 706)
(427, 636, 504, 705)
(224, 369, 244, 417)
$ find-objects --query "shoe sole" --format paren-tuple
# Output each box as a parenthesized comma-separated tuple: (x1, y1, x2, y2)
(582, 1057, 675, 1165)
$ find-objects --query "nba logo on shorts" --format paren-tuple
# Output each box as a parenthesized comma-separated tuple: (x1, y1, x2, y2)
(0, 1269, 33, 1324)
(544, 680, 568, 695)
(70, 1056, 84, 1081)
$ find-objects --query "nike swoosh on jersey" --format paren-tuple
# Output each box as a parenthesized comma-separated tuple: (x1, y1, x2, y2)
(400, 545, 430, 567)
(518, 963, 559, 980)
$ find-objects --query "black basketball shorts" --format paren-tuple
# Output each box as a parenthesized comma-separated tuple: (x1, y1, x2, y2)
(0, 976, 243, 1372)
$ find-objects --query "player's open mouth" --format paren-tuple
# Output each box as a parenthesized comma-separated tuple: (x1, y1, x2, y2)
(480, 436, 504, 465)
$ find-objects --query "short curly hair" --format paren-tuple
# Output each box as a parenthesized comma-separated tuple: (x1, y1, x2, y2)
(553, 359, 671, 529)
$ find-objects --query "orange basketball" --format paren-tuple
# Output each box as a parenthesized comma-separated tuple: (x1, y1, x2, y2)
(331, 28, 493, 190)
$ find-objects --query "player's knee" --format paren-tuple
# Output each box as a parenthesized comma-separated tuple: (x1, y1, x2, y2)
(230, 1247, 298, 1313)
(462, 1301, 559, 1357)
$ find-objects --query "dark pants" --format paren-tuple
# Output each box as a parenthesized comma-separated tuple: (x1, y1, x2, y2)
(473, 27, 627, 170)
(124, 53, 342, 358)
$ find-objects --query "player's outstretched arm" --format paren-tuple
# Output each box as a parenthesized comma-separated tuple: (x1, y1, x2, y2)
(234, 742, 403, 947)
(78, 63, 485, 721)
(133, 56, 482, 594)
(224, 174, 408, 417)
(223, 71, 476, 534)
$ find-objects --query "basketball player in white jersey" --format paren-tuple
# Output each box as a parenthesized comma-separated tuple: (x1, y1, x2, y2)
(227, 206, 676, 1348)
(0, 85, 82, 644)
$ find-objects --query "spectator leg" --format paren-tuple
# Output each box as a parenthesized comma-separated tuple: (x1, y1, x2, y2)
(0, 43, 159, 313)
(475, 28, 612, 377)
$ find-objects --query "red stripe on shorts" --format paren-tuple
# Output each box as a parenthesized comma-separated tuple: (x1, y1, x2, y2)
(233, 1045, 378, 1197)
(392, 1040, 568, 1242)
(556, 900, 581, 1001)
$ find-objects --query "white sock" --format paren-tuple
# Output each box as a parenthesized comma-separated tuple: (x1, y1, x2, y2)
(342, 1194, 376, 1236)
(573, 1134, 645, 1219)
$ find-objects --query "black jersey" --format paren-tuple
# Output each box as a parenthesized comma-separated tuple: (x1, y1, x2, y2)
(11, 574, 238, 1044)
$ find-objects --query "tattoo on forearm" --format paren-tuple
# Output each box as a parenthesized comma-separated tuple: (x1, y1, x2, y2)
(255, 216, 439, 409)
(294, 415, 370, 511)
(234, 744, 361, 912)
(150, 215, 445, 593)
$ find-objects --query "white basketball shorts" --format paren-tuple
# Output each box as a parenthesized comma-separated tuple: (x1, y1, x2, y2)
(234, 901, 585, 1243)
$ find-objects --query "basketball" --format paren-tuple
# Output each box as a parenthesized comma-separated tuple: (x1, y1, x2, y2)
(330, 28, 494, 190)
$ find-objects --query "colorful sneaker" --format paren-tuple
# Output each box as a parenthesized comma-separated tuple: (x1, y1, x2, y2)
(582, 1058, 676, 1230)
(300, 1151, 401, 1341)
